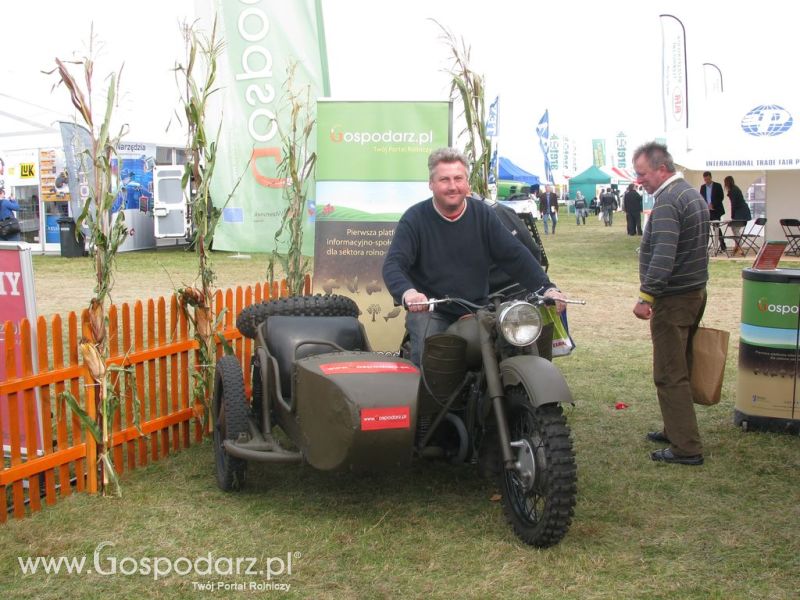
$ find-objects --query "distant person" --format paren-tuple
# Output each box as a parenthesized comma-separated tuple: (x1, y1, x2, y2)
(724, 175, 752, 256)
(528, 185, 541, 218)
(700, 171, 725, 251)
(54, 170, 70, 196)
(538, 185, 559, 234)
(623, 183, 643, 235)
(0, 188, 21, 241)
(574, 191, 587, 225)
(600, 188, 617, 226)
(633, 141, 709, 466)
(589, 196, 599, 216)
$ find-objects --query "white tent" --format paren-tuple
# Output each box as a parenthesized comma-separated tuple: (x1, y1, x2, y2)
(601, 166, 637, 188)
(668, 96, 799, 241)
(0, 93, 68, 152)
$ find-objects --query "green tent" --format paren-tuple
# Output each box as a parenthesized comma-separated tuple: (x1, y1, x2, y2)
(568, 165, 611, 205)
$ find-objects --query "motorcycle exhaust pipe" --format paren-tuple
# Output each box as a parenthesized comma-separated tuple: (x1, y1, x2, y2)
(222, 440, 302, 463)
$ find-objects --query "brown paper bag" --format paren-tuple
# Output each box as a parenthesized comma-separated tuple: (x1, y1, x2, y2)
(690, 326, 730, 405)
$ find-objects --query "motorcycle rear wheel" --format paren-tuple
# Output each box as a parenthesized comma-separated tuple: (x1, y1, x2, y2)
(213, 356, 249, 491)
(236, 294, 360, 339)
(499, 387, 576, 547)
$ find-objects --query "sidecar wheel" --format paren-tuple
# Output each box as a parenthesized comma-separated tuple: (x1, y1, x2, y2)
(213, 356, 249, 491)
(236, 294, 360, 339)
(498, 387, 576, 547)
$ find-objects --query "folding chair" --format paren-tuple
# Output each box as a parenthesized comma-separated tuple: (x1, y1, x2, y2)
(708, 220, 724, 256)
(780, 218, 800, 256)
(720, 220, 748, 257)
(739, 217, 766, 257)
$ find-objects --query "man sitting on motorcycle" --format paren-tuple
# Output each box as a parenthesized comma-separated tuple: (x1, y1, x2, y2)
(382, 147, 566, 365)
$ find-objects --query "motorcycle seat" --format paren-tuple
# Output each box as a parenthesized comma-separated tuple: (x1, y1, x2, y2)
(264, 316, 365, 399)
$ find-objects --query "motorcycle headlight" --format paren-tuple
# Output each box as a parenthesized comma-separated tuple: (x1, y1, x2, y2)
(498, 301, 542, 346)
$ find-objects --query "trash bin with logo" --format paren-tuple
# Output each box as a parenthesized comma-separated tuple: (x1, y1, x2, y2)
(736, 268, 800, 433)
(57, 217, 85, 258)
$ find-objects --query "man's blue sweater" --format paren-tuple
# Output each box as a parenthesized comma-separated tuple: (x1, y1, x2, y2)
(382, 197, 554, 317)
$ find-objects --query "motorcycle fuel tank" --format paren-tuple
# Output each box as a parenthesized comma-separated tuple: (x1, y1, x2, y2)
(293, 352, 420, 471)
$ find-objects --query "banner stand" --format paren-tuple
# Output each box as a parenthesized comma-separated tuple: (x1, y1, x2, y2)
(0, 241, 42, 458)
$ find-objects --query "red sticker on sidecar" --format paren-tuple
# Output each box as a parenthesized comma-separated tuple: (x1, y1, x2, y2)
(360, 406, 411, 431)
(319, 361, 419, 375)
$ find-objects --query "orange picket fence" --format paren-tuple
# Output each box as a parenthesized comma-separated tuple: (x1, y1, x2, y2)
(0, 276, 309, 522)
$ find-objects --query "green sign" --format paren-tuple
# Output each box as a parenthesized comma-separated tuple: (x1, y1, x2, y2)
(313, 100, 451, 350)
(741, 279, 800, 329)
(316, 102, 452, 182)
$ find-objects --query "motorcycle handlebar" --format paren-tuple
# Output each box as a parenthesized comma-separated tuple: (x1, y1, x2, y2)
(547, 297, 587, 305)
(406, 297, 484, 311)
(407, 294, 586, 310)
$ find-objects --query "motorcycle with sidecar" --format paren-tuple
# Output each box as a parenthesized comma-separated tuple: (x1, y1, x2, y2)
(214, 288, 578, 547)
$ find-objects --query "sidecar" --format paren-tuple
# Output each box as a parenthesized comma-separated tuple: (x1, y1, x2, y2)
(213, 297, 421, 490)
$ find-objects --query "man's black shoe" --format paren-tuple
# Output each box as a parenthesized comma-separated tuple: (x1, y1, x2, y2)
(646, 431, 670, 443)
(650, 448, 704, 466)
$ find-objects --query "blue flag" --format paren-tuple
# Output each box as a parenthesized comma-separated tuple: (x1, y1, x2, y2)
(536, 110, 553, 183)
(486, 96, 499, 137)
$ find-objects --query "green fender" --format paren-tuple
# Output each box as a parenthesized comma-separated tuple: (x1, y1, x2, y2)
(499, 355, 574, 407)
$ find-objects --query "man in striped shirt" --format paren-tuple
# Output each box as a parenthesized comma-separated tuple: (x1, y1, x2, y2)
(632, 142, 709, 466)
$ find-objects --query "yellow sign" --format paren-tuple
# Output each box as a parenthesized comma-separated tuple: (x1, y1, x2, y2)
(20, 163, 36, 178)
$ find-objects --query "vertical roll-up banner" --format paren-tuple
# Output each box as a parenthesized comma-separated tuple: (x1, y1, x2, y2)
(313, 101, 452, 351)
(660, 14, 688, 133)
(0, 243, 41, 454)
(201, 0, 330, 254)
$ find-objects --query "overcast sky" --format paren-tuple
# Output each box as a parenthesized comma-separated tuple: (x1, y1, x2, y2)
(1, 0, 796, 173)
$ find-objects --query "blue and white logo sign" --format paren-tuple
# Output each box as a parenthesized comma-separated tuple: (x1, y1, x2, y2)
(741, 105, 793, 137)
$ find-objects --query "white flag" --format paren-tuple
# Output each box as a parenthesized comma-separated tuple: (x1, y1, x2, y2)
(703, 63, 723, 98)
(660, 14, 688, 132)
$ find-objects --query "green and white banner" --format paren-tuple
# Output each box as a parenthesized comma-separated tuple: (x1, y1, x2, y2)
(592, 138, 606, 167)
(201, 0, 329, 254)
(313, 100, 451, 350)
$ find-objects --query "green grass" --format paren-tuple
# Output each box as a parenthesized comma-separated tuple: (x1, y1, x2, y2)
(1, 211, 799, 599)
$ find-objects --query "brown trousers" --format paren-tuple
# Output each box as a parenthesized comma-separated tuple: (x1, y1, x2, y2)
(650, 288, 707, 456)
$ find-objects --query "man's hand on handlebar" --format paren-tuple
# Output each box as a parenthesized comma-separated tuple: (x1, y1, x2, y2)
(404, 290, 431, 312)
(543, 287, 568, 313)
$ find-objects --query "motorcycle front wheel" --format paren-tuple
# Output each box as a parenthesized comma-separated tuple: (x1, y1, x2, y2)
(499, 386, 576, 547)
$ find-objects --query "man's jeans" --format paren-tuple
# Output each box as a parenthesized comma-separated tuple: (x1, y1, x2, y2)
(542, 211, 558, 234)
(405, 310, 455, 365)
